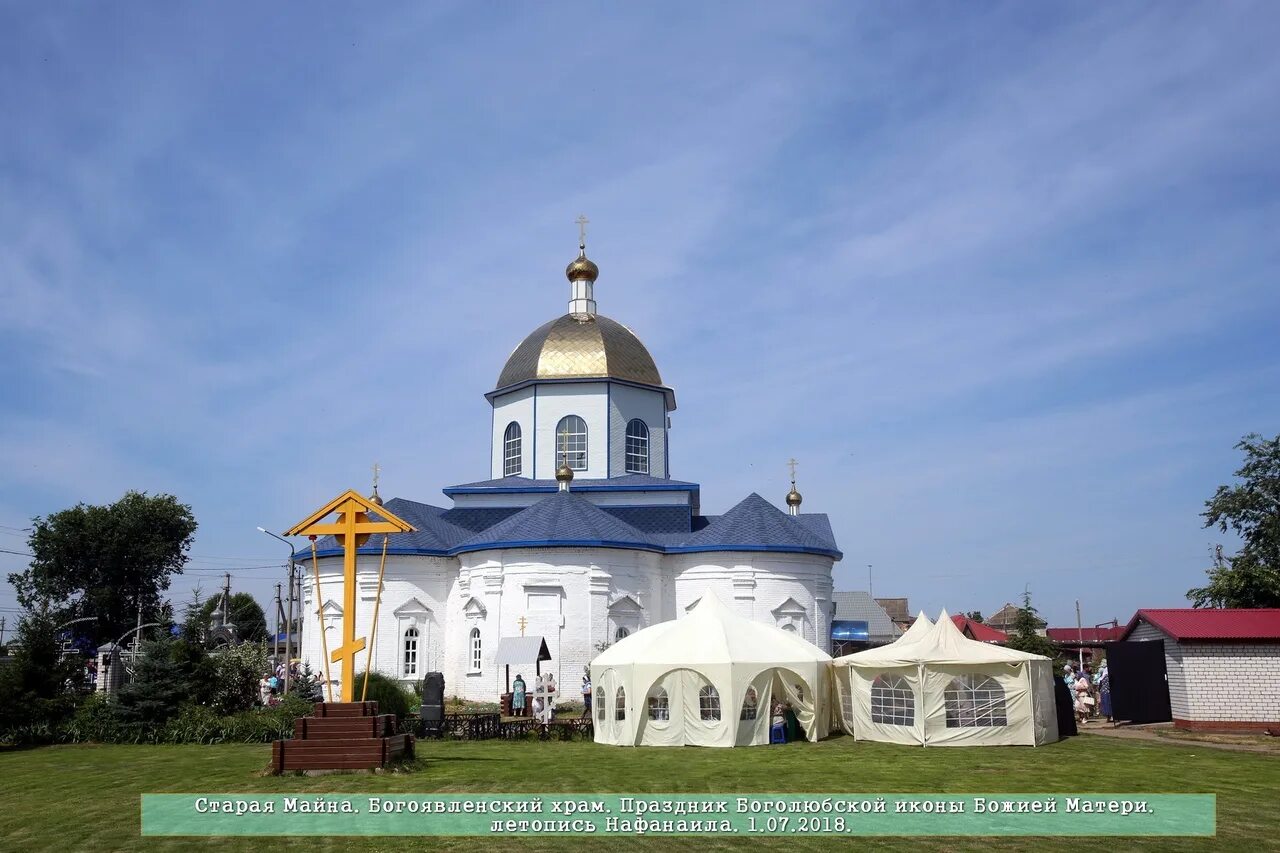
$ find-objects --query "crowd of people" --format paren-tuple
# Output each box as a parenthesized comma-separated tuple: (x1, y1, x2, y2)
(1064, 660, 1111, 724)
(258, 660, 303, 706)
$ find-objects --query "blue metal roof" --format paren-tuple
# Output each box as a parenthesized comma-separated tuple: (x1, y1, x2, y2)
(297, 491, 840, 561)
(452, 491, 661, 554)
(443, 474, 700, 496)
(676, 493, 842, 557)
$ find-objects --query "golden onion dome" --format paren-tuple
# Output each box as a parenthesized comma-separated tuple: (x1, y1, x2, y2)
(566, 250, 599, 282)
(495, 313, 663, 389)
(786, 487, 803, 508)
(555, 463, 575, 483)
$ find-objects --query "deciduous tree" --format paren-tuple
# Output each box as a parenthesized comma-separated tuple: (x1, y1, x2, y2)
(9, 492, 197, 647)
(1188, 433, 1280, 608)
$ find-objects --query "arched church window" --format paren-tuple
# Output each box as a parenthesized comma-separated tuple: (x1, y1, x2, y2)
(699, 685, 721, 721)
(624, 419, 649, 474)
(556, 415, 588, 471)
(615, 687, 626, 721)
(595, 687, 605, 722)
(648, 687, 669, 721)
(503, 422, 522, 477)
(944, 674, 1007, 728)
(740, 686, 758, 721)
(469, 628, 481, 673)
(615, 626, 629, 643)
(870, 674, 914, 727)
(402, 626, 419, 677)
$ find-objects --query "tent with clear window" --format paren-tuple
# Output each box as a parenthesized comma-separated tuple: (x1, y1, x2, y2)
(832, 610, 1057, 747)
(590, 593, 832, 747)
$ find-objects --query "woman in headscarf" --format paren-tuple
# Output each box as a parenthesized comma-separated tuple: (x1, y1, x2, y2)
(1073, 671, 1093, 723)
(1097, 661, 1112, 722)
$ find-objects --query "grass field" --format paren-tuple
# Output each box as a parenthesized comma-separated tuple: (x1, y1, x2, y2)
(1, 732, 1276, 853)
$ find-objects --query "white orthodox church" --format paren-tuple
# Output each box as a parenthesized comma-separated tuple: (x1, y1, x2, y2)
(297, 237, 842, 701)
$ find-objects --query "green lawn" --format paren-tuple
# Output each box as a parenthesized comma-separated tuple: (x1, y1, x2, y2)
(1, 733, 1276, 852)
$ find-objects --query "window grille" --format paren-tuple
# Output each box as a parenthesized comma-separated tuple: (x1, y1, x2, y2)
(870, 674, 914, 726)
(625, 419, 649, 474)
(699, 685, 721, 721)
(944, 674, 1007, 728)
(556, 415, 588, 471)
(503, 422, 522, 477)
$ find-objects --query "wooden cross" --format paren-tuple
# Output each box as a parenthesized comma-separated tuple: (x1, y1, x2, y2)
(517, 615, 528, 637)
(285, 490, 415, 703)
(576, 214, 589, 248)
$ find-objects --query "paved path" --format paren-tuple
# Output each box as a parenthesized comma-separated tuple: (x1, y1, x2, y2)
(1079, 721, 1280, 754)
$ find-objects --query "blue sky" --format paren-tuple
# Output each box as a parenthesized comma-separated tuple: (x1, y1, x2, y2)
(2, 2, 1278, 631)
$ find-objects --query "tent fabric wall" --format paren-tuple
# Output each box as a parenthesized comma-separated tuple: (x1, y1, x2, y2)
(833, 610, 1058, 747)
(591, 593, 832, 747)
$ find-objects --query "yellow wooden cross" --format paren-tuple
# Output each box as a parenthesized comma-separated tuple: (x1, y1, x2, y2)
(517, 616, 528, 637)
(285, 490, 415, 703)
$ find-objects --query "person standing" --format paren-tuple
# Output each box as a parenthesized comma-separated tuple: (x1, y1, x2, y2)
(1097, 661, 1112, 723)
(1073, 672, 1093, 724)
(513, 673, 527, 717)
(581, 673, 592, 718)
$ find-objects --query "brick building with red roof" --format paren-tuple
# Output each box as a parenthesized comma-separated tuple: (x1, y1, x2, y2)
(1120, 608, 1280, 731)
(951, 614, 1008, 644)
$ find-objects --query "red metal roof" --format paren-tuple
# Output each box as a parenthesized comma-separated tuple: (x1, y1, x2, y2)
(1046, 626, 1126, 644)
(1121, 609, 1280, 642)
(951, 615, 1008, 643)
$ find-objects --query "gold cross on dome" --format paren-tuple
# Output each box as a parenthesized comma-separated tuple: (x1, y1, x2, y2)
(517, 615, 528, 637)
(372, 462, 381, 491)
(787, 458, 799, 482)
(576, 214, 589, 248)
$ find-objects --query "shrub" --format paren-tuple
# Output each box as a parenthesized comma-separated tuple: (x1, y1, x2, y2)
(355, 671, 415, 722)
(208, 642, 268, 715)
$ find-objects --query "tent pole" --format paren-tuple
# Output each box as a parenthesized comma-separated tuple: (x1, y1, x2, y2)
(917, 663, 927, 747)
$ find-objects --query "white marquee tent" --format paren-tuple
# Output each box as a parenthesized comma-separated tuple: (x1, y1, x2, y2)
(833, 610, 1058, 747)
(591, 593, 832, 747)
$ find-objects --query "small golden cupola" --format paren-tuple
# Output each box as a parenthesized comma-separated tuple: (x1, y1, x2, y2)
(556, 462, 575, 492)
(785, 458, 803, 516)
(566, 214, 599, 320)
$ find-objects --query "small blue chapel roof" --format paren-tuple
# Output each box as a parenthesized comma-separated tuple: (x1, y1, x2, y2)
(672, 493, 841, 557)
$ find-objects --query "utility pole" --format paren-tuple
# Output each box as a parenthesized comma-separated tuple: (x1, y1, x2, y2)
(258, 526, 298, 695)
(273, 583, 282, 664)
(222, 573, 231, 625)
(131, 598, 143, 673)
(868, 564, 874, 599)
(0, 616, 6, 647)
(1075, 599, 1084, 669)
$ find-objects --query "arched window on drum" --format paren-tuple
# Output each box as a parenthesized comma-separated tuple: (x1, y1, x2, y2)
(503, 422, 522, 477)
(556, 415, 588, 471)
(944, 674, 1007, 728)
(870, 674, 914, 726)
(624, 419, 649, 474)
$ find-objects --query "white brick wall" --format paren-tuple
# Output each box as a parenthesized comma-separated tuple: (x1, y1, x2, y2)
(301, 545, 834, 702)
(1129, 620, 1280, 722)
